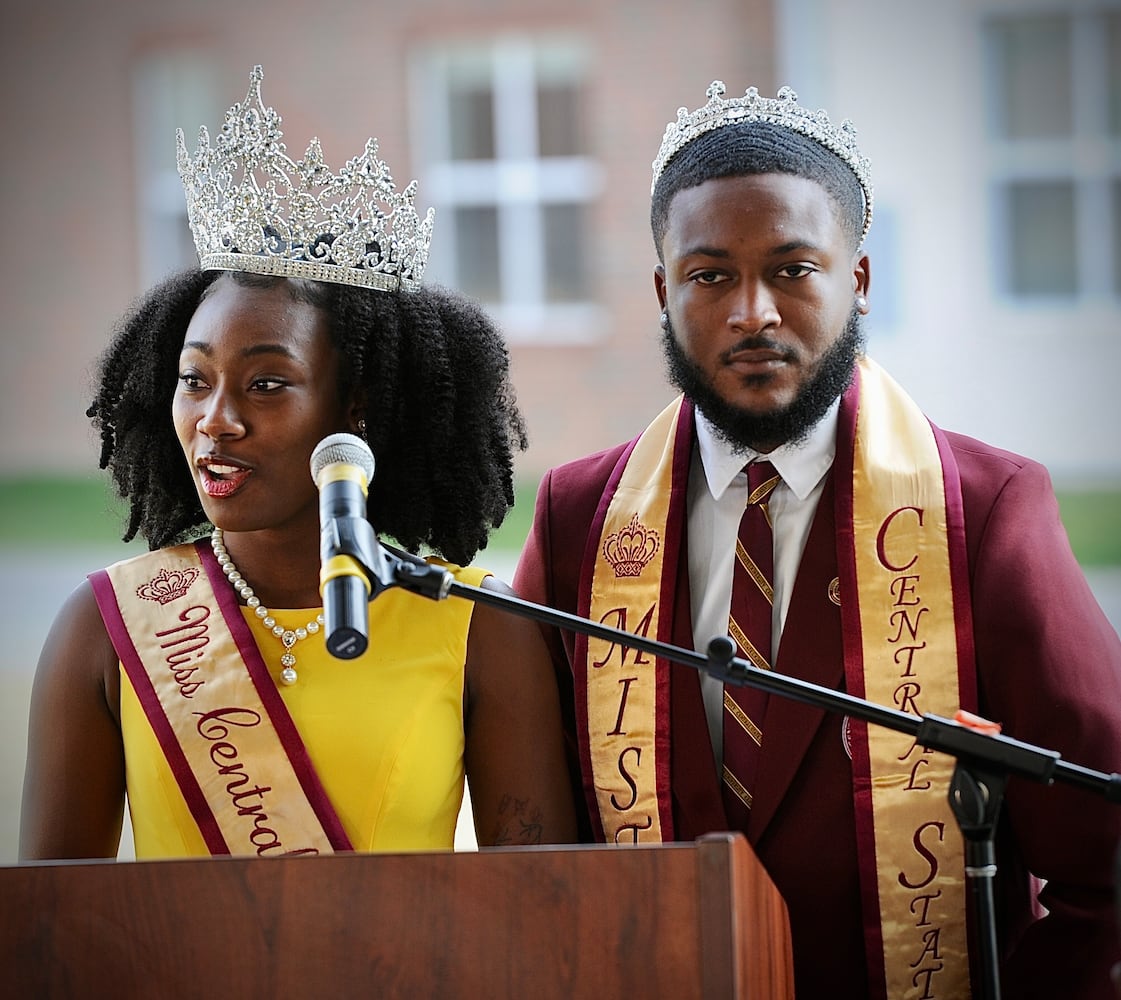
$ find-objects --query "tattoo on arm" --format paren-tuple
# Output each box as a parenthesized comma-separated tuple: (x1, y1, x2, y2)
(491, 793, 544, 846)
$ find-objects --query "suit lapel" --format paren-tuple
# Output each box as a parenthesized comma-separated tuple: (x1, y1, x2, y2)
(748, 473, 846, 841)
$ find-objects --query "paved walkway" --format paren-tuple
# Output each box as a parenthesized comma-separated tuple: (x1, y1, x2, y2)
(3, 547, 1118, 863)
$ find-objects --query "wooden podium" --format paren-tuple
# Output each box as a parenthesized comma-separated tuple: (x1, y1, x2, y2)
(3, 833, 793, 999)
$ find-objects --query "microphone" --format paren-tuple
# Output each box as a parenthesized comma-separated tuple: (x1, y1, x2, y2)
(310, 433, 377, 659)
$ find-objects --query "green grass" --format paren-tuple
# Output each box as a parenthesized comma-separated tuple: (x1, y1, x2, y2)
(0, 474, 542, 556)
(486, 481, 538, 554)
(0, 475, 132, 547)
(1, 475, 1118, 566)
(1055, 489, 1121, 567)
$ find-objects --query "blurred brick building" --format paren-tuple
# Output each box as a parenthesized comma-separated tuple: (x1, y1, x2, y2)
(3, 0, 1119, 487)
(0, 0, 774, 481)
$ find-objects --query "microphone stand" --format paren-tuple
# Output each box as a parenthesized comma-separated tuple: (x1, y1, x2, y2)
(331, 517, 1121, 1000)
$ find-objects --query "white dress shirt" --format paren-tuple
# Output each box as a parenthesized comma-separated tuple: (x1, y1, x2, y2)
(687, 400, 839, 762)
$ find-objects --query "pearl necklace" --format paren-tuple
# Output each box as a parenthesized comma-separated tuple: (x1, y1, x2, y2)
(211, 528, 324, 686)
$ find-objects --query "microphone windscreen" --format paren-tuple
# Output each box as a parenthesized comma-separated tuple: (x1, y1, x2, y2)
(310, 433, 375, 484)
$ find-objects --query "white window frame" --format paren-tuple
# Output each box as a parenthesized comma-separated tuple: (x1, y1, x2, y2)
(411, 34, 605, 342)
(984, 3, 1121, 302)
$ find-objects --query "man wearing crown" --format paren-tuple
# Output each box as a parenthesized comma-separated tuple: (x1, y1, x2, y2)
(515, 83, 1121, 998)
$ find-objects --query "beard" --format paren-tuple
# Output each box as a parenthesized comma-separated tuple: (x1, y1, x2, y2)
(661, 305, 865, 453)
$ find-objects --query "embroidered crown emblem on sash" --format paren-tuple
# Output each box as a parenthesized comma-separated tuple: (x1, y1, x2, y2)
(603, 513, 661, 578)
(136, 567, 200, 605)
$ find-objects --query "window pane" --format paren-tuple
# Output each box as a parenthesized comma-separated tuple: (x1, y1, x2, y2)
(454, 206, 500, 301)
(543, 203, 589, 302)
(989, 15, 1072, 139)
(446, 53, 494, 160)
(535, 40, 588, 157)
(449, 89, 494, 160)
(1108, 12, 1121, 137)
(1008, 181, 1076, 295)
(537, 83, 584, 157)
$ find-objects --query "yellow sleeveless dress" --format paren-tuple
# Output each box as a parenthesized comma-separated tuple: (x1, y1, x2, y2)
(120, 563, 488, 858)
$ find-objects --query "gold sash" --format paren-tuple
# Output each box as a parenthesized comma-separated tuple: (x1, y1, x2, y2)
(91, 542, 351, 856)
(576, 396, 690, 843)
(839, 357, 973, 998)
(581, 358, 975, 997)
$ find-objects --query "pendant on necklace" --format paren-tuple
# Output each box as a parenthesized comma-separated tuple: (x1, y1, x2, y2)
(280, 630, 300, 685)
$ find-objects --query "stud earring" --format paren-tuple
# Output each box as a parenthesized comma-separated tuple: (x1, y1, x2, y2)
(357, 418, 367, 441)
(659, 311, 669, 329)
(855, 295, 868, 310)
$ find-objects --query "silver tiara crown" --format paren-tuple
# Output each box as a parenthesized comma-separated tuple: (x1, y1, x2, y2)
(651, 81, 874, 244)
(176, 65, 434, 292)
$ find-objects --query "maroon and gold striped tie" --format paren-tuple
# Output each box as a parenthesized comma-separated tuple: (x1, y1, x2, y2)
(722, 460, 780, 829)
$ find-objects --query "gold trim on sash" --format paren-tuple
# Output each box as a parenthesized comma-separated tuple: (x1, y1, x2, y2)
(849, 357, 970, 998)
(584, 396, 684, 843)
(104, 545, 337, 856)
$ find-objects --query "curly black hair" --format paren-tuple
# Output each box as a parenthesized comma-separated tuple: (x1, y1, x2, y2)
(87, 268, 527, 566)
(651, 120, 867, 259)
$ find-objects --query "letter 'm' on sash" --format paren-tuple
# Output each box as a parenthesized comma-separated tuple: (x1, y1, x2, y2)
(91, 542, 352, 857)
(837, 357, 975, 999)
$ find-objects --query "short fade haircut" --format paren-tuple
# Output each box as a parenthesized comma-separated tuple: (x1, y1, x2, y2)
(650, 120, 867, 259)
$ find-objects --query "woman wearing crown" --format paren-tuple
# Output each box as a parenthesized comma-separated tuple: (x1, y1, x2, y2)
(19, 66, 576, 859)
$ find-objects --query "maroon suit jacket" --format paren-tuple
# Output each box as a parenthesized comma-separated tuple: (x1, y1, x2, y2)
(515, 396, 1121, 999)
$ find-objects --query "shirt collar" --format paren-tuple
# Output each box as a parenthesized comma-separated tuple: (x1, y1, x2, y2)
(694, 397, 839, 502)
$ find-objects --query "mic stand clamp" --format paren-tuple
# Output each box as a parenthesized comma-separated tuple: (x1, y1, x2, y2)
(386, 552, 455, 601)
(324, 515, 454, 603)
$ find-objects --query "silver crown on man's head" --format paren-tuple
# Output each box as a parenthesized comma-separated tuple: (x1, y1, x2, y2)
(651, 81, 874, 244)
(176, 65, 434, 293)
